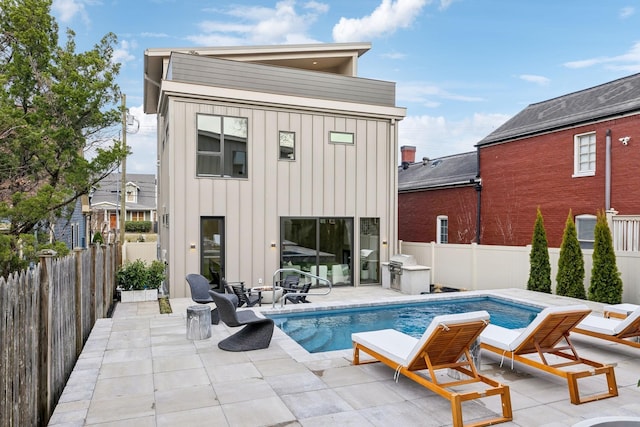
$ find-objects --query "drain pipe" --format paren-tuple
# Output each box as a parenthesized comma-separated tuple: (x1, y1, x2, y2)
(605, 129, 611, 210)
(475, 145, 482, 244)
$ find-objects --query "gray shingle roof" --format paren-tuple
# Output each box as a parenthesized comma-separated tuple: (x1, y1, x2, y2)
(478, 73, 640, 146)
(398, 151, 477, 192)
(91, 173, 156, 210)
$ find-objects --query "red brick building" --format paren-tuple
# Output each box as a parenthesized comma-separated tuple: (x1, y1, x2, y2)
(398, 148, 479, 244)
(399, 73, 640, 249)
(477, 74, 640, 247)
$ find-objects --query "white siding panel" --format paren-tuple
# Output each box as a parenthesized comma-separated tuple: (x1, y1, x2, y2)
(311, 115, 325, 216)
(300, 115, 313, 215)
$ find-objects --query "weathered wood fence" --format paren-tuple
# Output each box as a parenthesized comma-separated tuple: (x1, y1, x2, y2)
(0, 244, 119, 427)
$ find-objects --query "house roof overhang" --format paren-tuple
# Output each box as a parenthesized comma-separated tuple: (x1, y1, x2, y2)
(144, 42, 372, 114)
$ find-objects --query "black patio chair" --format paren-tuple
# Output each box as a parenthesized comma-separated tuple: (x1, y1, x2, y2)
(208, 291, 274, 351)
(225, 280, 261, 307)
(186, 273, 220, 324)
(283, 280, 312, 304)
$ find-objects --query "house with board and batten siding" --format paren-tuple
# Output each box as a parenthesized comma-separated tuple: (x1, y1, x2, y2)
(143, 43, 406, 298)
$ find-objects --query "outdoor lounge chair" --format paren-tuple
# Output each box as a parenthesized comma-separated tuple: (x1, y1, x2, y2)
(208, 291, 274, 351)
(352, 311, 512, 427)
(479, 304, 618, 405)
(572, 305, 640, 349)
(225, 280, 261, 307)
(283, 281, 312, 304)
(185, 273, 219, 324)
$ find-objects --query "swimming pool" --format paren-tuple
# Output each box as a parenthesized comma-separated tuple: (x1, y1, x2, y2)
(267, 296, 542, 353)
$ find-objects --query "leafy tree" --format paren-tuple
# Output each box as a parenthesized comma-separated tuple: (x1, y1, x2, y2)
(527, 207, 551, 293)
(0, 0, 127, 239)
(556, 210, 586, 299)
(588, 210, 623, 304)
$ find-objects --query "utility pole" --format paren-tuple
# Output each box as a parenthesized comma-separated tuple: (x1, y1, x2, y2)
(119, 94, 127, 245)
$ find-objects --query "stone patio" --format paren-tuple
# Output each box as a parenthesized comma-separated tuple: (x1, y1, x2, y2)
(48, 287, 640, 426)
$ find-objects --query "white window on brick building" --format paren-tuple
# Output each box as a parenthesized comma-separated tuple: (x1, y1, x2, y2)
(573, 132, 596, 177)
(437, 215, 448, 244)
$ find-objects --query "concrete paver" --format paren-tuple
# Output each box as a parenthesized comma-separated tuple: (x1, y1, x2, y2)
(49, 287, 640, 426)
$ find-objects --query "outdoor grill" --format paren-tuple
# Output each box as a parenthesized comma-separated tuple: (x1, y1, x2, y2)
(388, 254, 417, 290)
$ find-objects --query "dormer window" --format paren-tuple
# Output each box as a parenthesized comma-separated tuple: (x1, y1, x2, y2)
(125, 182, 138, 203)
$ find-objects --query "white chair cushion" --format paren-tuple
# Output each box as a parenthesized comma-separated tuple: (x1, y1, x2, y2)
(479, 324, 522, 351)
(577, 315, 618, 336)
(353, 310, 490, 367)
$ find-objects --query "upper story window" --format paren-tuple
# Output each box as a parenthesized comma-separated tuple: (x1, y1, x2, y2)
(125, 183, 138, 203)
(574, 132, 596, 177)
(576, 214, 596, 249)
(329, 131, 354, 144)
(437, 215, 448, 244)
(279, 131, 295, 160)
(197, 114, 248, 178)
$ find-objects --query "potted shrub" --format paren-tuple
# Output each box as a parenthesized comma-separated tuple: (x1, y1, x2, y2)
(117, 259, 165, 302)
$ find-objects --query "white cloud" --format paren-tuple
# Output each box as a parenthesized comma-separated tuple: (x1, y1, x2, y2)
(332, 0, 429, 43)
(398, 112, 510, 160)
(140, 32, 170, 39)
(52, 0, 89, 24)
(397, 82, 484, 108)
(620, 7, 635, 19)
(564, 41, 640, 72)
(187, 0, 327, 46)
(519, 74, 550, 86)
(124, 105, 159, 174)
(112, 40, 136, 65)
(381, 51, 407, 60)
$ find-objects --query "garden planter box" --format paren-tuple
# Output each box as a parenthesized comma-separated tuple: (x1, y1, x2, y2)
(120, 289, 158, 303)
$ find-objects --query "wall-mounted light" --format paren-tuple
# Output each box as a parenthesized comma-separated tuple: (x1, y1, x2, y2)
(270, 242, 277, 248)
(189, 243, 196, 250)
(619, 136, 631, 145)
(382, 240, 387, 246)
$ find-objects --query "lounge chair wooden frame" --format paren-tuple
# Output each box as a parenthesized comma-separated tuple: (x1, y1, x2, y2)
(573, 308, 640, 349)
(479, 307, 618, 405)
(353, 312, 512, 427)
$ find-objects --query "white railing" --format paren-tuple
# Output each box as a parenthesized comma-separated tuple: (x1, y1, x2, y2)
(611, 215, 640, 252)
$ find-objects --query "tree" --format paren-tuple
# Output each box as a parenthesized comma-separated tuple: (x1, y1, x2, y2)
(556, 210, 586, 299)
(527, 207, 551, 293)
(0, 0, 126, 238)
(588, 210, 623, 304)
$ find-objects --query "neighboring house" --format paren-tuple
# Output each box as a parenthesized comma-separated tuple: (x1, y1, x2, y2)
(143, 43, 406, 297)
(477, 73, 640, 248)
(90, 173, 157, 240)
(401, 73, 640, 250)
(53, 195, 91, 249)
(398, 147, 479, 244)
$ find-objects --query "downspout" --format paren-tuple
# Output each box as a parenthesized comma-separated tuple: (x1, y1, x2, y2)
(475, 145, 482, 244)
(605, 129, 611, 210)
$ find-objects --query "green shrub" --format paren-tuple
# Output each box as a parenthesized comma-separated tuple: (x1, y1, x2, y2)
(125, 221, 151, 233)
(527, 207, 552, 293)
(588, 210, 623, 304)
(92, 232, 104, 244)
(556, 210, 586, 299)
(116, 259, 164, 290)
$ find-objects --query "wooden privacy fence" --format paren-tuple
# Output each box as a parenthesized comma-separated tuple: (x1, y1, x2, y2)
(0, 244, 119, 427)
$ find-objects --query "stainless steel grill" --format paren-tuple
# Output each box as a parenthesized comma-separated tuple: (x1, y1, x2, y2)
(388, 254, 417, 290)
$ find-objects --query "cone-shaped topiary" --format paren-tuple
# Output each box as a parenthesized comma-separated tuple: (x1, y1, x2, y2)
(556, 210, 586, 299)
(588, 210, 623, 304)
(527, 207, 552, 293)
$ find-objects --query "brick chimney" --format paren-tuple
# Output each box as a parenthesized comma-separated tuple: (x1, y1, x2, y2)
(401, 145, 416, 164)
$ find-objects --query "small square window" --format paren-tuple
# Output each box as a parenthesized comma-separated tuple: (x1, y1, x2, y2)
(329, 131, 354, 144)
(279, 131, 295, 160)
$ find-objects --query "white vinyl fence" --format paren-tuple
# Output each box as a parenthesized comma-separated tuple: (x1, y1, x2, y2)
(400, 242, 640, 304)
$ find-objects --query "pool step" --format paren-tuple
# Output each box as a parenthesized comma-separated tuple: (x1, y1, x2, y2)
(301, 326, 333, 353)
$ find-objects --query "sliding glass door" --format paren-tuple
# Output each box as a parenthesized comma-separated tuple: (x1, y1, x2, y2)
(281, 217, 353, 286)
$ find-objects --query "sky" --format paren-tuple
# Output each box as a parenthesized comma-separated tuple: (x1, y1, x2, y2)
(51, 0, 640, 175)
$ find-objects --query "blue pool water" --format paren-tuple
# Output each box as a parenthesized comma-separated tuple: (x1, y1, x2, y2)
(266, 296, 541, 353)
